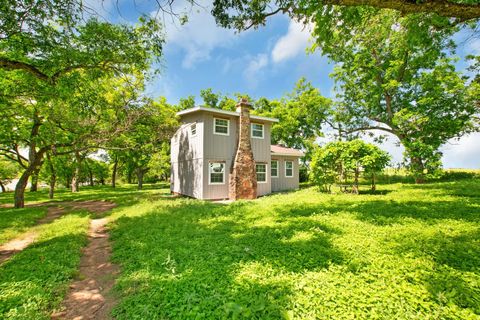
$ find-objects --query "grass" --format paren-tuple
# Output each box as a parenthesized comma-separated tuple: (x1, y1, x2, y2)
(108, 180, 480, 319)
(0, 212, 90, 319)
(0, 207, 47, 245)
(0, 180, 479, 319)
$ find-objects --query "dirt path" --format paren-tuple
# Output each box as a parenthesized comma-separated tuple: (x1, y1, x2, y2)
(0, 201, 116, 264)
(52, 217, 119, 320)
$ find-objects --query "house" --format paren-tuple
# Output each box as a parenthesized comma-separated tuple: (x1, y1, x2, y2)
(170, 98, 304, 200)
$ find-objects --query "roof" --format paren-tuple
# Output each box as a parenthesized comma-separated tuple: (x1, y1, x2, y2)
(176, 106, 279, 123)
(270, 145, 304, 157)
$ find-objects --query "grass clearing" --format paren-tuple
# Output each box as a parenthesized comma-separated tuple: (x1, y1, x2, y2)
(109, 181, 480, 319)
(0, 181, 479, 319)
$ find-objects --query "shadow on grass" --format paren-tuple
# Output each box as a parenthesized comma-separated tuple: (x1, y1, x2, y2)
(0, 184, 171, 207)
(391, 228, 480, 313)
(276, 197, 480, 225)
(110, 200, 344, 319)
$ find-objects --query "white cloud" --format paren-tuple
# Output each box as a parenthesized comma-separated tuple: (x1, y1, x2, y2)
(271, 20, 312, 63)
(346, 130, 480, 169)
(243, 53, 269, 88)
(163, 3, 239, 69)
(441, 133, 480, 169)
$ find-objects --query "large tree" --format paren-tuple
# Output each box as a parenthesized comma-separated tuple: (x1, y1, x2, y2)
(113, 98, 178, 190)
(325, 11, 478, 182)
(0, 71, 149, 207)
(255, 78, 332, 159)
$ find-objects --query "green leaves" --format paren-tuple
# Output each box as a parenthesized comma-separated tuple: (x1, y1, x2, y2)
(310, 139, 391, 190)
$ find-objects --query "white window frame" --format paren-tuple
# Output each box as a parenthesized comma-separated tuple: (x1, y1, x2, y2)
(271, 160, 279, 178)
(285, 161, 294, 178)
(256, 163, 267, 184)
(251, 123, 264, 139)
(213, 118, 229, 136)
(190, 123, 197, 136)
(208, 162, 225, 185)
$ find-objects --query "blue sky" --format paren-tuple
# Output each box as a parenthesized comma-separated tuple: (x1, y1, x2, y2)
(89, 0, 479, 169)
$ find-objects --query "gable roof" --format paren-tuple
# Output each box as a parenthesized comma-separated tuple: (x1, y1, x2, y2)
(270, 145, 304, 157)
(176, 106, 279, 123)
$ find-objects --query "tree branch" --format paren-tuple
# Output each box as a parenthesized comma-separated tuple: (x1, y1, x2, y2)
(322, 0, 480, 21)
(0, 57, 49, 82)
(344, 125, 395, 134)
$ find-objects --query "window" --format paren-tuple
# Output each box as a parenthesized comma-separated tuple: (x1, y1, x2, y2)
(271, 160, 278, 178)
(214, 118, 229, 135)
(285, 161, 293, 177)
(209, 162, 225, 184)
(251, 123, 264, 139)
(191, 123, 197, 136)
(256, 163, 267, 183)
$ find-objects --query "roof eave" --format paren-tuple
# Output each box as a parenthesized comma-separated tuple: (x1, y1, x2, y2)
(271, 152, 304, 157)
(176, 106, 279, 123)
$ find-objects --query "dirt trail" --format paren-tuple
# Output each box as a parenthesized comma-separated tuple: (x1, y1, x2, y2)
(0, 201, 116, 264)
(52, 217, 119, 320)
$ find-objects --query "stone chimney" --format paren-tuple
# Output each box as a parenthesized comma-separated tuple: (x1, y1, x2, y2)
(229, 98, 257, 200)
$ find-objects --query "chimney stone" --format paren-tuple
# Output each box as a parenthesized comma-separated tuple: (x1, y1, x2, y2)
(229, 98, 257, 200)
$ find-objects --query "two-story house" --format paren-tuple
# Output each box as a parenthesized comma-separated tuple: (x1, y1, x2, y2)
(170, 99, 304, 200)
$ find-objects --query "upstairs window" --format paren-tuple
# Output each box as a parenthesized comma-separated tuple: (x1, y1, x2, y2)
(256, 163, 267, 183)
(271, 160, 278, 178)
(209, 162, 225, 184)
(285, 161, 293, 177)
(251, 123, 264, 139)
(191, 123, 197, 136)
(214, 118, 229, 135)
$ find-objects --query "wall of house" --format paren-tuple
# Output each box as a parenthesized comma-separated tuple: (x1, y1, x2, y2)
(170, 113, 204, 198)
(271, 156, 300, 192)
(201, 112, 237, 199)
(251, 120, 272, 197)
(200, 111, 273, 199)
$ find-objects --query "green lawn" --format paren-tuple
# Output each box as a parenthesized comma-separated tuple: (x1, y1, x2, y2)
(0, 181, 479, 319)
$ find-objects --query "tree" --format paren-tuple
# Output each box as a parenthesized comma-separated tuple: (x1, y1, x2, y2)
(0, 3, 163, 208)
(147, 143, 172, 182)
(114, 98, 178, 190)
(310, 140, 390, 192)
(255, 78, 331, 159)
(211, 0, 480, 31)
(0, 70, 151, 207)
(0, 159, 19, 193)
(325, 11, 477, 183)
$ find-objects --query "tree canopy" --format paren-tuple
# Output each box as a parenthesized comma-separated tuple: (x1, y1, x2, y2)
(325, 10, 478, 182)
(211, 0, 480, 31)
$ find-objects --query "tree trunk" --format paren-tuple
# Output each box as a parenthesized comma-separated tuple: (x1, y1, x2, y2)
(30, 167, 40, 192)
(0, 181, 6, 193)
(411, 157, 425, 184)
(137, 170, 144, 190)
(112, 157, 118, 188)
(88, 169, 94, 186)
(71, 151, 82, 193)
(353, 167, 359, 194)
(127, 171, 132, 184)
(47, 155, 56, 199)
(71, 174, 78, 192)
(49, 174, 56, 199)
(371, 173, 376, 192)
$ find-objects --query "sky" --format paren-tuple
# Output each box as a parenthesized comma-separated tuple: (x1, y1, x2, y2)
(88, 0, 479, 169)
